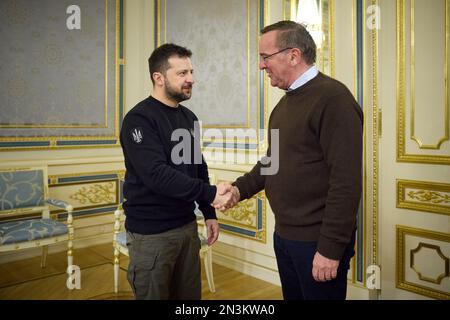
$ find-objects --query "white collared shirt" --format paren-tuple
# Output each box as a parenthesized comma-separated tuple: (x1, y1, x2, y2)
(287, 65, 319, 91)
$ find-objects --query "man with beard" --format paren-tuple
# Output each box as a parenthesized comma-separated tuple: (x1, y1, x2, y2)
(120, 43, 232, 300)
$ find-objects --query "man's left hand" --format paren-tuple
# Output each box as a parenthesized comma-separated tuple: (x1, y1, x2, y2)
(312, 251, 340, 282)
(205, 219, 219, 246)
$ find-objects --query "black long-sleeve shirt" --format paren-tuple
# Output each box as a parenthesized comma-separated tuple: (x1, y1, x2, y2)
(234, 73, 363, 260)
(120, 96, 217, 235)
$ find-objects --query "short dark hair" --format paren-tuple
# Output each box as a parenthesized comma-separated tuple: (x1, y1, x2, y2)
(148, 43, 192, 84)
(261, 20, 316, 65)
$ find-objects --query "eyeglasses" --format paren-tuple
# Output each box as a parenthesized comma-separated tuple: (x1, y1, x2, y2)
(260, 47, 293, 62)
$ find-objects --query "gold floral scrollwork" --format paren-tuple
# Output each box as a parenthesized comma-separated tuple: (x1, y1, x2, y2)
(407, 190, 450, 204)
(222, 199, 256, 226)
(70, 182, 115, 205)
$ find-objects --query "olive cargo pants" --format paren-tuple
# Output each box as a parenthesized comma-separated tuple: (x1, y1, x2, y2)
(126, 220, 201, 300)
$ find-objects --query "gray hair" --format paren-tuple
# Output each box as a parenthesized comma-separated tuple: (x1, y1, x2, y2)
(261, 20, 316, 65)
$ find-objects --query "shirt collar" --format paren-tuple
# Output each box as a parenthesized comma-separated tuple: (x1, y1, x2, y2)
(287, 65, 319, 92)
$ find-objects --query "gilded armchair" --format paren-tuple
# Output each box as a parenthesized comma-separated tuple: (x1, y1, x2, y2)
(0, 167, 74, 280)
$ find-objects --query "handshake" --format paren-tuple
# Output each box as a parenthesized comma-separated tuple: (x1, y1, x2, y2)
(211, 182, 240, 212)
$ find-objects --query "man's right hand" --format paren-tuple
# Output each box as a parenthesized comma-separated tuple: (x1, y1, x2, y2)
(211, 182, 240, 211)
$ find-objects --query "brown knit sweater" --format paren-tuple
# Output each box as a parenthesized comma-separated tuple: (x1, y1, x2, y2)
(234, 72, 363, 260)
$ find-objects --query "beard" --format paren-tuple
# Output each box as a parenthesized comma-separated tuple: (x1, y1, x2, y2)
(164, 78, 192, 103)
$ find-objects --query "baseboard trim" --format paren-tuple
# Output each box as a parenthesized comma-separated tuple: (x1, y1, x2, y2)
(347, 283, 371, 300)
(212, 251, 281, 286)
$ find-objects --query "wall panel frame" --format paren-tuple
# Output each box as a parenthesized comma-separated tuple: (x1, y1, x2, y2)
(0, 0, 125, 151)
(397, 0, 450, 164)
(155, 0, 268, 153)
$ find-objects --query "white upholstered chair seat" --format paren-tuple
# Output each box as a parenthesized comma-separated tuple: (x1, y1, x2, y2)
(0, 218, 68, 245)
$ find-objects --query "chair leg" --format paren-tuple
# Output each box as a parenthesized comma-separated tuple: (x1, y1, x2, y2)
(67, 243, 73, 273)
(41, 246, 48, 268)
(67, 212, 74, 271)
(114, 247, 120, 294)
(204, 246, 215, 293)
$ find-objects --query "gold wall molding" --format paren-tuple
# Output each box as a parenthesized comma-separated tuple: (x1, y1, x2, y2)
(48, 170, 125, 180)
(396, 225, 450, 300)
(410, 242, 450, 284)
(51, 180, 118, 212)
(216, 188, 267, 243)
(410, 0, 449, 150)
(156, 0, 265, 140)
(0, 0, 124, 151)
(329, 0, 335, 78)
(209, 172, 266, 243)
(397, 0, 450, 164)
(48, 171, 123, 217)
(0, 0, 109, 129)
(155, 0, 269, 154)
(285, 0, 335, 77)
(221, 198, 256, 227)
(70, 182, 116, 206)
(369, 0, 380, 269)
(408, 191, 449, 204)
(397, 179, 450, 216)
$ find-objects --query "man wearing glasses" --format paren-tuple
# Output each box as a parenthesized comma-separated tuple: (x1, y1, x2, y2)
(218, 21, 363, 300)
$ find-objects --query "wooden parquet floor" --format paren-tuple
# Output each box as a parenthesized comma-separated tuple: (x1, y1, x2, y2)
(0, 243, 282, 300)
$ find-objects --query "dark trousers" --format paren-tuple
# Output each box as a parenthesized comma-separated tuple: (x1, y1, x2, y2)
(126, 220, 201, 300)
(273, 231, 355, 300)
